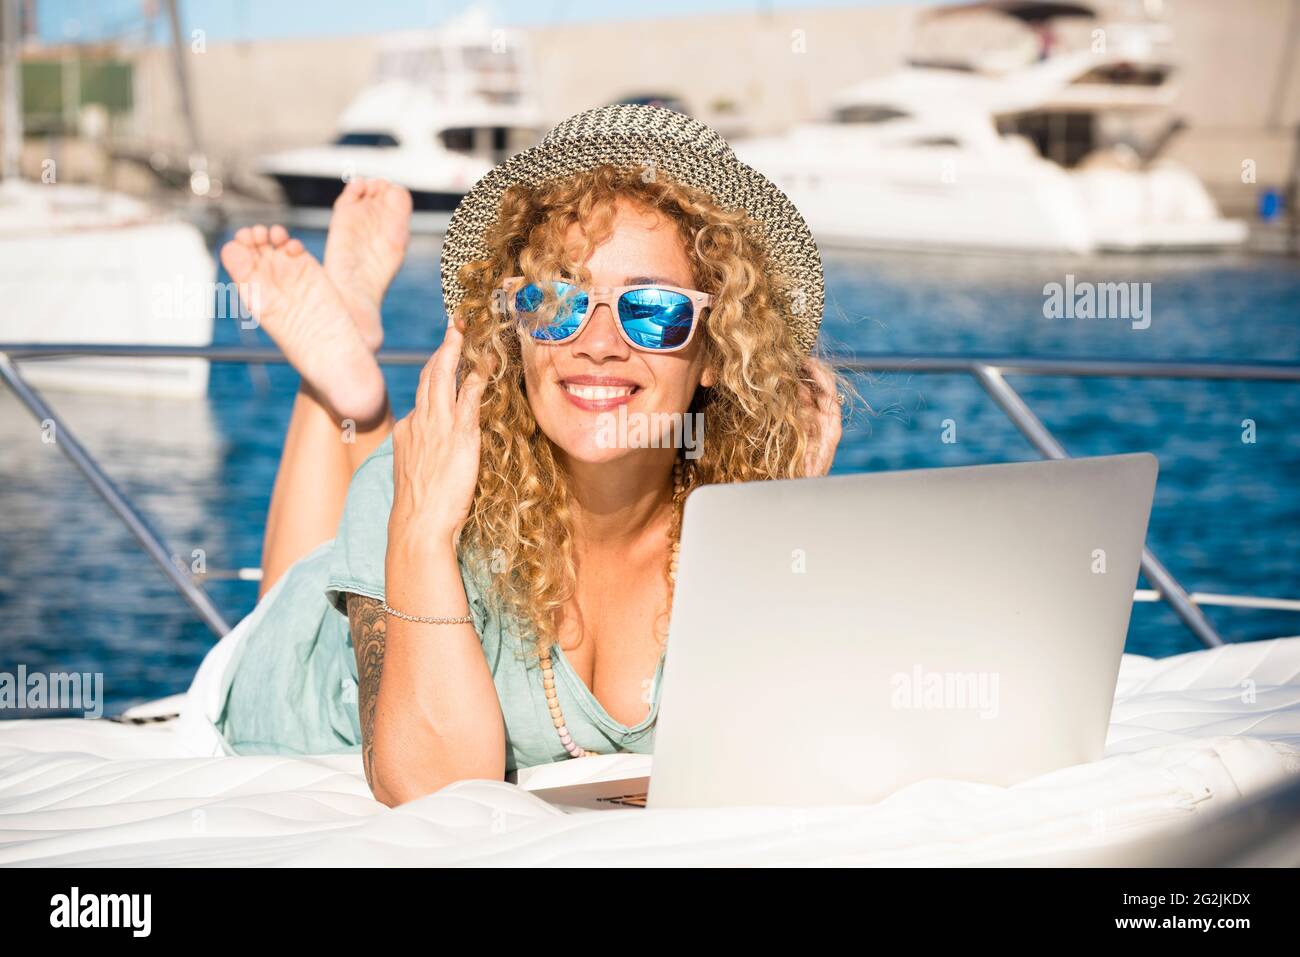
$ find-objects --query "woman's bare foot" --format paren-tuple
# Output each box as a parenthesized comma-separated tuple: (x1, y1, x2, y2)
(324, 177, 412, 352)
(220, 224, 387, 424)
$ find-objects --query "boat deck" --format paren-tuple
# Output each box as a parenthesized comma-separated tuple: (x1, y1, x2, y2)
(1, 635, 1297, 866)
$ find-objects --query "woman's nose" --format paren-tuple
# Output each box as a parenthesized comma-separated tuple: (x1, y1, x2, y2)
(572, 300, 629, 360)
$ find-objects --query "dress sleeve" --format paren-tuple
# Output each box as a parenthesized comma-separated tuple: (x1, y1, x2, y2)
(324, 434, 395, 615)
(323, 432, 489, 639)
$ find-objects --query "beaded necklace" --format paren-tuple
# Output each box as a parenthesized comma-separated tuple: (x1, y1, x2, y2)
(538, 458, 686, 759)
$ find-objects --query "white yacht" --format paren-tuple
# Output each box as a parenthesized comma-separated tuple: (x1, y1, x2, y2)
(731, 0, 1247, 254)
(0, 0, 214, 399)
(258, 8, 542, 212)
(0, 180, 215, 397)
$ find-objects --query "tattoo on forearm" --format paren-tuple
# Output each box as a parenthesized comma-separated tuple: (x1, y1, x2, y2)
(347, 594, 387, 789)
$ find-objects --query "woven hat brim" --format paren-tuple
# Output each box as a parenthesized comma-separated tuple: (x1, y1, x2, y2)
(439, 123, 823, 356)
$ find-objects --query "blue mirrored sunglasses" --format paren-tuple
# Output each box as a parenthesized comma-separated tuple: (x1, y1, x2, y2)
(498, 276, 712, 353)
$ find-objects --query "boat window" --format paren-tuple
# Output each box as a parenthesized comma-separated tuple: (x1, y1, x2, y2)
(833, 104, 910, 124)
(998, 111, 1095, 167)
(334, 132, 400, 148)
(440, 128, 476, 153)
(440, 127, 539, 161)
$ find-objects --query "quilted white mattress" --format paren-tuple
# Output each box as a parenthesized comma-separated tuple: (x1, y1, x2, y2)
(2, 636, 1299, 867)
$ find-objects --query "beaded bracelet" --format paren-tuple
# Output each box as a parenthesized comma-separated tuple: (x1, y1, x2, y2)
(381, 602, 472, 625)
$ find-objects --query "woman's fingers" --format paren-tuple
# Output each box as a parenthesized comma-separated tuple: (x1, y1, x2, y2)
(797, 366, 817, 414)
(825, 397, 843, 447)
(454, 369, 487, 437)
(798, 358, 843, 478)
(421, 323, 462, 416)
(430, 323, 465, 414)
(413, 323, 464, 421)
(413, 350, 439, 419)
(803, 358, 835, 413)
(808, 360, 843, 428)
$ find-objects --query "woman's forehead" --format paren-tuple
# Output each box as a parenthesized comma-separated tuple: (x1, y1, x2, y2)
(558, 201, 692, 279)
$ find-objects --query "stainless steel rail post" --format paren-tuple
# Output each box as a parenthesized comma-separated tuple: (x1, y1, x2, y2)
(972, 364, 1225, 648)
(0, 353, 233, 638)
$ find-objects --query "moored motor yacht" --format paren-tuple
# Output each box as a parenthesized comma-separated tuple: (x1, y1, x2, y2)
(258, 7, 542, 213)
(730, 0, 1246, 254)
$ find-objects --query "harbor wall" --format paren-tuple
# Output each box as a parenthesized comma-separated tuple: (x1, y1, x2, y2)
(21, 0, 1300, 215)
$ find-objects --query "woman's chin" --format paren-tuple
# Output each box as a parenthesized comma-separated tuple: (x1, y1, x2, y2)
(531, 417, 640, 465)
(550, 434, 639, 466)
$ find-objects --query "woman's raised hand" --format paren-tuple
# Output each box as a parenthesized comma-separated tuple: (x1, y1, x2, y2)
(799, 356, 843, 478)
(388, 322, 488, 553)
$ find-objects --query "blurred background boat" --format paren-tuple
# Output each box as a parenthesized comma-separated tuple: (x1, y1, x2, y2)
(0, 178, 214, 396)
(257, 6, 542, 219)
(0, 0, 213, 397)
(731, 0, 1248, 253)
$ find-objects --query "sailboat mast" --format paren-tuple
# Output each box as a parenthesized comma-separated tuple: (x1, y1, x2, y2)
(163, 0, 201, 159)
(1, 0, 21, 181)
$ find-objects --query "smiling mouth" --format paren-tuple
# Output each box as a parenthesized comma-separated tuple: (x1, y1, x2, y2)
(558, 379, 641, 409)
(563, 383, 636, 400)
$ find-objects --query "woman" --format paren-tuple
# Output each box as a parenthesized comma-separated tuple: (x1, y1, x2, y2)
(213, 105, 850, 807)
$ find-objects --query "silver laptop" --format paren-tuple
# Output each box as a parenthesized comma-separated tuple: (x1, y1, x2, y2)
(514, 453, 1157, 810)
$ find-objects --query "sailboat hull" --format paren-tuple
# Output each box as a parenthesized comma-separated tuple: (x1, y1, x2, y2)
(0, 201, 215, 398)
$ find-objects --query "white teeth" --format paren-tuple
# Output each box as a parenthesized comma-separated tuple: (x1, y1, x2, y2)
(563, 383, 634, 400)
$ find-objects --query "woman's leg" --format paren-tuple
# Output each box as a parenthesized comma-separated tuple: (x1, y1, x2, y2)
(220, 180, 412, 597)
(258, 383, 393, 598)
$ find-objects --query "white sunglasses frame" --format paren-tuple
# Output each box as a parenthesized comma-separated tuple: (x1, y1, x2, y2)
(497, 275, 713, 354)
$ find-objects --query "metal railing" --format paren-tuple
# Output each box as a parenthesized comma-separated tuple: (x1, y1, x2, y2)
(0, 351, 233, 636)
(4, 343, 1300, 648)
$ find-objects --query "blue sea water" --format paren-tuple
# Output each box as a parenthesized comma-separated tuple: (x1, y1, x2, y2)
(1, 231, 1297, 715)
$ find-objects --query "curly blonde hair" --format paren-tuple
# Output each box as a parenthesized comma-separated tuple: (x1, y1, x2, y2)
(453, 164, 849, 660)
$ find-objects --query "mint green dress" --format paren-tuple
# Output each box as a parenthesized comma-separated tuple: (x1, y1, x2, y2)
(214, 434, 664, 772)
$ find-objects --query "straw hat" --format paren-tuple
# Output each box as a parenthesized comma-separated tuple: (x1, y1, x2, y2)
(439, 104, 824, 355)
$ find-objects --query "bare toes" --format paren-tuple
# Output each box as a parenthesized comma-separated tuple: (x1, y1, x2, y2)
(269, 224, 291, 246)
(234, 226, 253, 244)
(338, 178, 364, 204)
(219, 240, 253, 278)
(251, 224, 269, 245)
(285, 239, 304, 255)
(382, 183, 413, 215)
